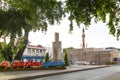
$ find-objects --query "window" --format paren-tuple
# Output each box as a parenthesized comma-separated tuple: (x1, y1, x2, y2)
(36, 49, 39, 56)
(31, 49, 35, 55)
(40, 49, 42, 53)
(28, 48, 32, 55)
(36, 49, 39, 54)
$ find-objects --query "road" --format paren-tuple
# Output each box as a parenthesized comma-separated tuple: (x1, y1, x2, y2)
(33, 65, 120, 80)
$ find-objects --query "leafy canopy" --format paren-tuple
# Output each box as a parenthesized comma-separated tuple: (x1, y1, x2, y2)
(3, 0, 64, 32)
(0, 0, 120, 38)
(0, 0, 64, 60)
(1, 0, 120, 39)
(65, 0, 120, 39)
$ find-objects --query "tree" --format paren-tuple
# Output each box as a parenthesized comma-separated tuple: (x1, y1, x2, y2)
(0, 8, 31, 61)
(63, 47, 74, 53)
(44, 52, 49, 62)
(0, 0, 120, 61)
(65, 0, 120, 39)
(64, 52, 69, 66)
(0, 0, 64, 61)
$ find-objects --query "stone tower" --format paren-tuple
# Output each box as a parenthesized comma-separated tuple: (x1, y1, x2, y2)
(52, 32, 61, 61)
(82, 28, 85, 48)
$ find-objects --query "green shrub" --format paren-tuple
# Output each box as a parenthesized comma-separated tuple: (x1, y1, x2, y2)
(106, 62, 117, 65)
(26, 66, 31, 68)
(11, 66, 18, 69)
(40, 66, 66, 70)
(0, 66, 5, 69)
(64, 52, 69, 66)
(56, 66, 66, 69)
(44, 52, 49, 62)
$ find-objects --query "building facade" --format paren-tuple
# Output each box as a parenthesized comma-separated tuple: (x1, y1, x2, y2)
(66, 48, 119, 65)
(22, 45, 45, 62)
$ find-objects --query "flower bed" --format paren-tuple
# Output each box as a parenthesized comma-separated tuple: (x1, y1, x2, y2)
(0, 61, 66, 71)
(0, 66, 66, 71)
(0, 60, 66, 71)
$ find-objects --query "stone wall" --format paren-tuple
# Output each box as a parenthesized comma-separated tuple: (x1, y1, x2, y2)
(66, 48, 119, 65)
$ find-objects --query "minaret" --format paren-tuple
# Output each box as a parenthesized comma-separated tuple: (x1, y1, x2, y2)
(82, 28, 85, 48)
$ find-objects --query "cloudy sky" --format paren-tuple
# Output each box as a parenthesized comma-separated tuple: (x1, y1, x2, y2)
(29, 17, 120, 49)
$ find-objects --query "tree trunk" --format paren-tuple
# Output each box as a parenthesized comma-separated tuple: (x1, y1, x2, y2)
(14, 31, 29, 60)
(8, 34, 15, 62)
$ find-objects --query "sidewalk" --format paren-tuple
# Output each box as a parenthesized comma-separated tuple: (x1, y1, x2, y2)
(0, 65, 109, 80)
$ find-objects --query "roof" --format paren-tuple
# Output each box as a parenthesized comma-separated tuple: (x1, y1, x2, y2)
(105, 47, 116, 50)
(26, 45, 45, 50)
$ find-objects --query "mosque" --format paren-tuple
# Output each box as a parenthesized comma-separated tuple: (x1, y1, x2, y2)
(66, 28, 120, 65)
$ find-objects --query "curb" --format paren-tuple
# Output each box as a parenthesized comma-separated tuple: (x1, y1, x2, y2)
(10, 66, 110, 80)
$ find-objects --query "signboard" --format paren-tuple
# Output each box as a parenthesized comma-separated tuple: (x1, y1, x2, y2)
(0, 60, 42, 69)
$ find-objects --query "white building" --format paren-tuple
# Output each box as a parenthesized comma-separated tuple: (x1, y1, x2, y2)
(22, 45, 45, 62)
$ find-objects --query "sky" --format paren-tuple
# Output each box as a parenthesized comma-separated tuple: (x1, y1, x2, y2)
(29, 17, 120, 49)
